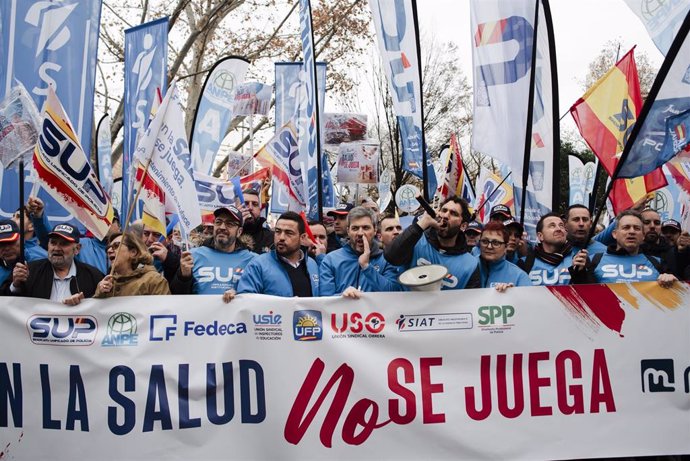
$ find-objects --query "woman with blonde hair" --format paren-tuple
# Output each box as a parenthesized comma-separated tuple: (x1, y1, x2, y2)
(95, 232, 170, 297)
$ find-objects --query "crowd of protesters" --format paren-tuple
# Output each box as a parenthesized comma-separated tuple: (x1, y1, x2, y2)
(1, 185, 688, 305)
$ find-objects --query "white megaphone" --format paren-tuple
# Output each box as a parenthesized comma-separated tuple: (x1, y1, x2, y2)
(398, 264, 447, 292)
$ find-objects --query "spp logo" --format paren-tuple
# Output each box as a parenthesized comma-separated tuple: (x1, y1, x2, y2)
(102, 312, 138, 347)
(27, 315, 97, 345)
(478, 305, 515, 326)
(331, 312, 385, 334)
(293, 310, 322, 341)
(641, 359, 690, 393)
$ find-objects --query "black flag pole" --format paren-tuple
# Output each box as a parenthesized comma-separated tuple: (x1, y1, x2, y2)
(542, 0, 561, 211)
(519, 0, 541, 224)
(18, 158, 25, 264)
(411, 0, 430, 202)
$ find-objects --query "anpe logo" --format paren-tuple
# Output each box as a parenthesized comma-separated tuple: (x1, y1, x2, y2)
(293, 310, 322, 341)
(27, 315, 97, 345)
(330, 312, 385, 339)
(102, 312, 138, 347)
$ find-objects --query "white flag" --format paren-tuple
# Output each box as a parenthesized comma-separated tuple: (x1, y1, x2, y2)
(134, 82, 201, 236)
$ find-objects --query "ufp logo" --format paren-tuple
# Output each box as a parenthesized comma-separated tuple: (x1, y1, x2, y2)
(478, 305, 515, 326)
(27, 315, 97, 345)
(102, 312, 138, 347)
(293, 310, 322, 341)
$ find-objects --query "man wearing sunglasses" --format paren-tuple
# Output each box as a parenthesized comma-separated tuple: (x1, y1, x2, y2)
(170, 206, 256, 296)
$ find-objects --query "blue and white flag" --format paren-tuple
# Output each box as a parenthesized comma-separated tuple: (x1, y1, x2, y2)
(273, 62, 333, 214)
(568, 155, 588, 206)
(122, 17, 168, 222)
(0, 0, 102, 155)
(369, 0, 434, 197)
(625, 0, 690, 56)
(618, 12, 690, 178)
(190, 56, 249, 175)
(96, 114, 113, 197)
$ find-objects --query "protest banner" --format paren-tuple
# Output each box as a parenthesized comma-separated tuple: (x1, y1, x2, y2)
(195, 171, 243, 223)
(233, 82, 272, 117)
(1, 282, 689, 459)
(323, 113, 368, 146)
(336, 142, 379, 184)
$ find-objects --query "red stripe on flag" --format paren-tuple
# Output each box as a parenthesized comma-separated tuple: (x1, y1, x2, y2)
(570, 100, 620, 175)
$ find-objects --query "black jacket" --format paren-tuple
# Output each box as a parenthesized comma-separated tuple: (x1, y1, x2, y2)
(2, 259, 104, 299)
(243, 217, 274, 254)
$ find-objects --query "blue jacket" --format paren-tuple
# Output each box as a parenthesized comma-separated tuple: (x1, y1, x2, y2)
(0, 246, 46, 286)
(526, 253, 574, 286)
(320, 242, 402, 295)
(25, 237, 47, 260)
(170, 245, 256, 294)
(479, 257, 532, 288)
(570, 246, 663, 284)
(237, 250, 320, 296)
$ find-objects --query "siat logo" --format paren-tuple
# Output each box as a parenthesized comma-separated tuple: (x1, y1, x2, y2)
(25, 1, 77, 56)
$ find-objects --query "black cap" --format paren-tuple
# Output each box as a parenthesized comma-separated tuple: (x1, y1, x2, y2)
(503, 218, 524, 233)
(214, 205, 243, 226)
(465, 221, 483, 234)
(327, 203, 354, 217)
(0, 220, 20, 243)
(48, 223, 80, 243)
(112, 208, 120, 223)
(661, 219, 681, 232)
(490, 204, 512, 219)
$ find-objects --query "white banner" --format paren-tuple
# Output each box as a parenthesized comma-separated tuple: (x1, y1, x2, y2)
(470, 0, 536, 180)
(2, 283, 690, 459)
(336, 142, 380, 184)
(135, 82, 201, 236)
(568, 154, 588, 206)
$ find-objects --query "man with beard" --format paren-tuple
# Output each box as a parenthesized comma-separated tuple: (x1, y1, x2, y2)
(385, 196, 480, 290)
(519, 213, 573, 286)
(4, 223, 103, 304)
(379, 214, 403, 249)
(639, 208, 686, 277)
(235, 212, 320, 299)
(326, 203, 354, 252)
(570, 210, 677, 286)
(661, 219, 682, 246)
(240, 188, 274, 254)
(320, 206, 401, 295)
(171, 206, 256, 296)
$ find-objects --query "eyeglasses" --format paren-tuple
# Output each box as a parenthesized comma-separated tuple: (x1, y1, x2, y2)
(107, 242, 122, 251)
(214, 219, 239, 228)
(479, 239, 506, 247)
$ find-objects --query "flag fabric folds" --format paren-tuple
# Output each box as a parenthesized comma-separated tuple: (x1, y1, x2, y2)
(190, 56, 249, 175)
(33, 87, 114, 240)
(624, 0, 690, 56)
(134, 161, 167, 235)
(440, 134, 467, 202)
(568, 155, 589, 206)
(570, 47, 667, 214)
(473, 166, 515, 224)
(96, 114, 113, 197)
(194, 172, 244, 224)
(617, 13, 690, 178)
(133, 82, 201, 237)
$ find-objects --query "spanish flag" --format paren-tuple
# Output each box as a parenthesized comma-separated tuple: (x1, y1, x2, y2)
(570, 47, 666, 214)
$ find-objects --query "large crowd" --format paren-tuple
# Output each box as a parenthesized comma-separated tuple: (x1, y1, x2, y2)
(1, 186, 688, 305)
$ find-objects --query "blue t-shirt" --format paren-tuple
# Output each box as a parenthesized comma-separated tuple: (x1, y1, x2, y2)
(190, 246, 256, 294)
(480, 257, 531, 288)
(527, 254, 574, 286)
(408, 235, 479, 290)
(592, 252, 661, 283)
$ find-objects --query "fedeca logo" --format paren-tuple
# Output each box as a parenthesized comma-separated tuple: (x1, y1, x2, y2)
(27, 315, 97, 345)
(293, 310, 322, 341)
(102, 312, 138, 347)
(330, 312, 385, 339)
(149, 314, 247, 341)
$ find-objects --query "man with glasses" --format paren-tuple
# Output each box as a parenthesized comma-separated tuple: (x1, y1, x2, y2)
(3, 223, 104, 304)
(639, 208, 684, 277)
(519, 213, 574, 286)
(478, 222, 530, 291)
(170, 206, 256, 296)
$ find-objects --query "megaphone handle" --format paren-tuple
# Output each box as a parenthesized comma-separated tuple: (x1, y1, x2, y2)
(416, 195, 436, 219)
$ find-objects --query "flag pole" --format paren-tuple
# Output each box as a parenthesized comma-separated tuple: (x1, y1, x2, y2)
(18, 158, 25, 264)
(470, 172, 513, 221)
(519, 0, 541, 224)
(411, 0, 429, 202)
(542, 0, 561, 211)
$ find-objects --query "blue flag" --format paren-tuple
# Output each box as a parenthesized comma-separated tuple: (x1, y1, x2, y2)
(122, 17, 168, 222)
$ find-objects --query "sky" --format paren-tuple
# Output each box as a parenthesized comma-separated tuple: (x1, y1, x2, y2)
(415, 0, 665, 138)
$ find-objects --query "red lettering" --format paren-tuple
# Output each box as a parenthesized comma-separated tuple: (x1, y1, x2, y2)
(350, 313, 363, 333)
(590, 349, 616, 413)
(464, 355, 492, 421)
(555, 350, 584, 414)
(366, 313, 385, 333)
(330, 314, 347, 333)
(420, 357, 445, 423)
(342, 399, 387, 445)
(528, 352, 552, 416)
(387, 359, 416, 424)
(497, 353, 524, 418)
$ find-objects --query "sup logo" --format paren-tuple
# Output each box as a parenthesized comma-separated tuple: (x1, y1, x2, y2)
(102, 312, 138, 347)
(293, 310, 322, 341)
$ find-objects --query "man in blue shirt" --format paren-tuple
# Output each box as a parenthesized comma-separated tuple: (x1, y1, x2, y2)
(570, 210, 677, 286)
(385, 196, 480, 290)
(520, 213, 574, 286)
(320, 206, 401, 295)
(171, 205, 256, 296)
(237, 212, 319, 298)
(564, 204, 606, 253)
